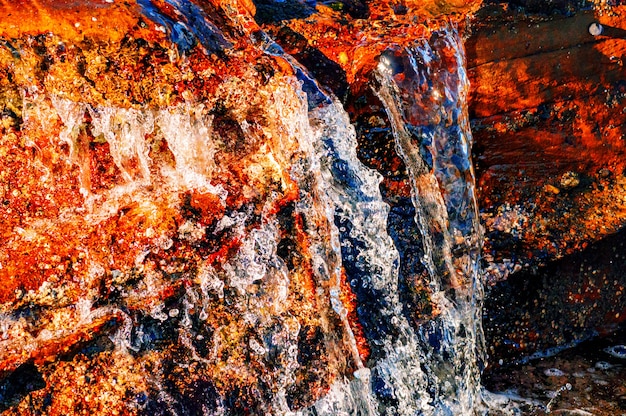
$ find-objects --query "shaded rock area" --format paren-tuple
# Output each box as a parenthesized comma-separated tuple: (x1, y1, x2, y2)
(469, 1, 626, 412)
(485, 226, 626, 361)
(484, 327, 626, 415)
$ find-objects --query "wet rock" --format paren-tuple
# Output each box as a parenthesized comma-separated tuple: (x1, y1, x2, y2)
(0, 1, 349, 413)
(0, 362, 46, 413)
(484, 223, 626, 362)
(469, 4, 626, 281)
(0, 0, 488, 414)
(559, 171, 581, 190)
(471, 3, 626, 372)
(1, 0, 624, 413)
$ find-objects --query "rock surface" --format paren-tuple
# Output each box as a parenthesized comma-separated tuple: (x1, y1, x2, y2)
(0, 0, 486, 414)
(467, 2, 626, 363)
(469, 4, 626, 283)
(1, 0, 625, 414)
(0, 1, 358, 413)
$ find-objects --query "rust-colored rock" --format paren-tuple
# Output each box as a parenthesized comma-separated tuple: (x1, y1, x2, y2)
(467, 3, 626, 364)
(0, 1, 348, 413)
(0, 0, 494, 413)
(468, 5, 626, 281)
(2, 0, 625, 413)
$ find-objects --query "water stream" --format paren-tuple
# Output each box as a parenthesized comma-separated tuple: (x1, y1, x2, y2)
(371, 24, 485, 415)
(0, 5, 515, 416)
(297, 23, 493, 415)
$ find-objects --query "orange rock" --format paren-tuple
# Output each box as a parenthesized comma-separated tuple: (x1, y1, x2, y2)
(468, 5, 626, 279)
(0, 1, 346, 412)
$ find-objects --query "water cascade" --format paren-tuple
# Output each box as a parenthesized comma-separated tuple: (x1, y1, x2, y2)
(0, 1, 518, 414)
(372, 24, 485, 414)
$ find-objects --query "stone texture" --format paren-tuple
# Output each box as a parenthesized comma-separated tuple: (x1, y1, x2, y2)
(0, 1, 349, 413)
(468, 2, 626, 362)
(1, 0, 625, 413)
(468, 5, 626, 282)
(0, 0, 484, 414)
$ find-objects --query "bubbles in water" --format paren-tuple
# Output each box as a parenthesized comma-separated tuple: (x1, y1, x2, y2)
(372, 23, 488, 415)
(594, 361, 613, 370)
(544, 368, 566, 377)
(604, 344, 626, 359)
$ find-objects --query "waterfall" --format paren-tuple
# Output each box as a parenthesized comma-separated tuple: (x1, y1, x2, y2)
(0, 4, 518, 415)
(256, 20, 492, 416)
(293, 23, 523, 413)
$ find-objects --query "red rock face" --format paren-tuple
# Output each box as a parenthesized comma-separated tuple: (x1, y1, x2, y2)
(468, 4, 626, 361)
(1, 0, 491, 412)
(2, 0, 624, 413)
(0, 1, 358, 412)
(468, 6, 626, 281)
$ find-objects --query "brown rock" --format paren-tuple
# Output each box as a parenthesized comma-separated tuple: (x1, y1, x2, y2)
(469, 3, 626, 365)
(0, 1, 348, 412)
(4, 0, 625, 413)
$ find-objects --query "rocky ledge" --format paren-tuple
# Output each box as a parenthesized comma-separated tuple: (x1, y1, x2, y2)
(0, 0, 625, 414)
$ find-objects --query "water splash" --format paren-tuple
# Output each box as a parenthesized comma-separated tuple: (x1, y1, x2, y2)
(137, 0, 232, 55)
(261, 23, 493, 415)
(89, 105, 155, 183)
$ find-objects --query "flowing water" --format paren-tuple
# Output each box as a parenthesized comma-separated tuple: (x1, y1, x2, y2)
(297, 23, 501, 416)
(369, 24, 486, 415)
(0, 5, 521, 416)
(248, 20, 491, 414)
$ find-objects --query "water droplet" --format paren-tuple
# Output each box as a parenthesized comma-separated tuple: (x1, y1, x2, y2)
(588, 22, 604, 36)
